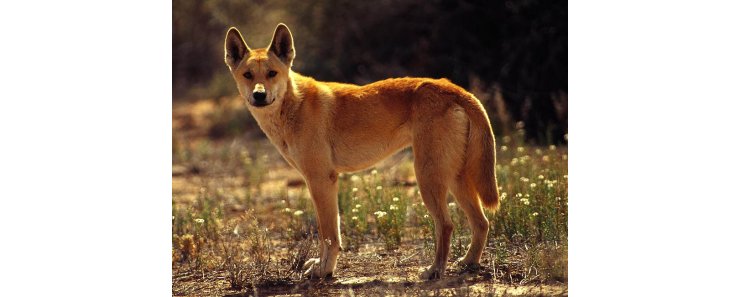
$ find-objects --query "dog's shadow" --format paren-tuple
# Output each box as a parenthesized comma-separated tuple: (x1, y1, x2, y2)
(224, 269, 494, 296)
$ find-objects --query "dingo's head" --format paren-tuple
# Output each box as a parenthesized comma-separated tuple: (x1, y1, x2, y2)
(224, 24, 295, 109)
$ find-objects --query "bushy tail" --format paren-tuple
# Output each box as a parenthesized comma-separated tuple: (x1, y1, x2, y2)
(454, 92, 500, 211)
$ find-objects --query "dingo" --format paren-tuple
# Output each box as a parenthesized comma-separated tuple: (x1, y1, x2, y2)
(224, 23, 499, 280)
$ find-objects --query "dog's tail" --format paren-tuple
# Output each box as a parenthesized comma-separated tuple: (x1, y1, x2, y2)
(417, 79, 500, 211)
(458, 92, 500, 211)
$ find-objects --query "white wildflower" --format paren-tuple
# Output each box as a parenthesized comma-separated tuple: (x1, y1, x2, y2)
(294, 210, 304, 216)
(350, 175, 361, 183)
(374, 211, 387, 218)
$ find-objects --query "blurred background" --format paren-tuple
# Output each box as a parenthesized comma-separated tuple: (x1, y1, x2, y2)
(173, 0, 567, 143)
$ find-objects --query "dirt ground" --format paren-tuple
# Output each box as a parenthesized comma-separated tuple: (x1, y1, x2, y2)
(172, 218, 567, 296)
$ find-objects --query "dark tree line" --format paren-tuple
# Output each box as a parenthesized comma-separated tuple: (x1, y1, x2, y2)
(174, 0, 567, 143)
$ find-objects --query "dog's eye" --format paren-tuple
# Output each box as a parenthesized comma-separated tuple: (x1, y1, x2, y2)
(268, 70, 277, 78)
(243, 72, 253, 79)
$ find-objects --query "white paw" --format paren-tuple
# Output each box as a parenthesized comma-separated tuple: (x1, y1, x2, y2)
(420, 266, 443, 280)
(302, 258, 333, 279)
(302, 258, 320, 271)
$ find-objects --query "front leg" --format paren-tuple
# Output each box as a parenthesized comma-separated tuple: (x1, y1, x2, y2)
(302, 169, 341, 279)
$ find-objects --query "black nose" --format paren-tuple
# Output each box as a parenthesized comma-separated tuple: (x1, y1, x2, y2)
(253, 91, 266, 102)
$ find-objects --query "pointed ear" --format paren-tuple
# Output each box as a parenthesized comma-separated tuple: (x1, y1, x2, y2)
(268, 23, 295, 67)
(224, 27, 250, 69)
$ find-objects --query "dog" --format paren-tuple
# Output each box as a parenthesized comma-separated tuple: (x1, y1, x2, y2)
(224, 23, 500, 280)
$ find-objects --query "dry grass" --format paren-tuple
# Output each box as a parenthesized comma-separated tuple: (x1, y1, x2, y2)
(172, 98, 568, 296)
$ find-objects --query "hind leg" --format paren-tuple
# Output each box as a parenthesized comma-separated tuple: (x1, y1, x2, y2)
(417, 176, 453, 280)
(450, 176, 489, 269)
(412, 106, 469, 280)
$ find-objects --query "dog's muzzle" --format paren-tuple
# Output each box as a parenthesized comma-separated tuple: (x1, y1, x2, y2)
(252, 84, 269, 107)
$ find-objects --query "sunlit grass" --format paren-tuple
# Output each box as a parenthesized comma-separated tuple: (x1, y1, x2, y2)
(172, 124, 567, 294)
